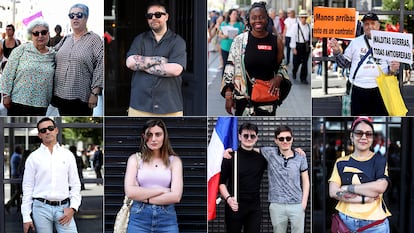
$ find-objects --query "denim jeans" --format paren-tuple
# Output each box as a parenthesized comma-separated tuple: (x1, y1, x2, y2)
(339, 212, 389, 233)
(269, 203, 305, 233)
(127, 201, 178, 233)
(32, 199, 78, 233)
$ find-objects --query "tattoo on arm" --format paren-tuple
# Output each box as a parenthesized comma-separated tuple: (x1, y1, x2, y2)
(133, 55, 168, 70)
(146, 64, 168, 77)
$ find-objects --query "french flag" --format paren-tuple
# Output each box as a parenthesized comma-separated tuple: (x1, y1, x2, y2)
(207, 117, 238, 220)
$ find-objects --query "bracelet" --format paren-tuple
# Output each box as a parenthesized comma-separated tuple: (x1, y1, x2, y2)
(225, 195, 232, 202)
(361, 195, 365, 204)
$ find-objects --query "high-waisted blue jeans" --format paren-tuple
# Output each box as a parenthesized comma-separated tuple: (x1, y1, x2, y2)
(127, 201, 178, 233)
(339, 212, 389, 233)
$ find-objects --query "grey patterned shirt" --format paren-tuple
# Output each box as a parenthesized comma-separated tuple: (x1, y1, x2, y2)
(261, 147, 308, 203)
(54, 32, 104, 103)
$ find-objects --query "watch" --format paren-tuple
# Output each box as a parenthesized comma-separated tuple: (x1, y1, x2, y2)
(91, 92, 99, 97)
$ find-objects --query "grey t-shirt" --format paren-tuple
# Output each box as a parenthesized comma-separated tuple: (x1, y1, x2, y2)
(261, 147, 308, 204)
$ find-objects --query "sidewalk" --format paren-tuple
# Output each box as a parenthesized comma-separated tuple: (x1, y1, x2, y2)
(312, 69, 414, 116)
(4, 169, 104, 233)
(207, 50, 312, 116)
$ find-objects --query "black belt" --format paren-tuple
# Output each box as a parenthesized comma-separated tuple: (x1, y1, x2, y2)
(34, 198, 70, 206)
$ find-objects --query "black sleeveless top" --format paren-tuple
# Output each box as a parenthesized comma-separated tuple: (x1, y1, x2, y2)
(3, 39, 19, 58)
(244, 32, 278, 81)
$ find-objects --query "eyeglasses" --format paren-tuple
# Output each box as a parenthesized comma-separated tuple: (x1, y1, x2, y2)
(277, 136, 292, 142)
(353, 130, 373, 139)
(68, 12, 85, 19)
(145, 12, 166, 19)
(242, 134, 257, 140)
(38, 125, 55, 134)
(32, 30, 48, 36)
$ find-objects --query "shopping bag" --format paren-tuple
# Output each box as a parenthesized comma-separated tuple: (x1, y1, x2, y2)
(376, 67, 408, 116)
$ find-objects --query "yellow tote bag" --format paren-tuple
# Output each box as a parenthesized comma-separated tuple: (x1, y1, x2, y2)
(376, 66, 408, 116)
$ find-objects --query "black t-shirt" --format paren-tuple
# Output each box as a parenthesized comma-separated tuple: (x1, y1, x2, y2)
(244, 32, 278, 81)
(219, 147, 267, 202)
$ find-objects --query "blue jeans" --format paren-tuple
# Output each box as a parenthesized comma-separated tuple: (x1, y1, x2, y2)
(339, 212, 389, 233)
(127, 201, 178, 233)
(32, 199, 78, 233)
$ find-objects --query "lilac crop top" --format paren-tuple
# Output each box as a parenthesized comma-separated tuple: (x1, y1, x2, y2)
(136, 156, 174, 188)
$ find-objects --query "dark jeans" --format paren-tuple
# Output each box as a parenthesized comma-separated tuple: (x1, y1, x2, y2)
(351, 85, 388, 115)
(292, 42, 310, 81)
(285, 36, 292, 65)
(8, 102, 47, 116)
(224, 200, 262, 233)
(52, 95, 92, 116)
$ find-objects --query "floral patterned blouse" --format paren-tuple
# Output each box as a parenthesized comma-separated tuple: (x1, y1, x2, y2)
(0, 42, 56, 108)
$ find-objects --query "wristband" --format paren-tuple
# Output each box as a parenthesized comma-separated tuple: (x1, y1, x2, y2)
(347, 184, 355, 193)
(225, 195, 232, 202)
(361, 195, 365, 204)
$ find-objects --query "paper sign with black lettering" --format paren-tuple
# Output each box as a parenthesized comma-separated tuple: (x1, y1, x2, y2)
(371, 30, 413, 64)
(313, 7, 357, 38)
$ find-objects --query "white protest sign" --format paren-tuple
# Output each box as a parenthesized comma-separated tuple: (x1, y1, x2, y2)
(371, 30, 413, 64)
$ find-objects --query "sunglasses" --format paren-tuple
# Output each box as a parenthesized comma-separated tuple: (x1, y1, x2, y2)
(242, 134, 257, 140)
(145, 12, 166, 19)
(32, 30, 48, 36)
(68, 12, 84, 19)
(353, 130, 373, 138)
(38, 125, 55, 134)
(277, 136, 292, 142)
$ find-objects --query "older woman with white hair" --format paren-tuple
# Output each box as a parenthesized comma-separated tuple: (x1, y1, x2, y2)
(51, 3, 104, 116)
(0, 19, 56, 116)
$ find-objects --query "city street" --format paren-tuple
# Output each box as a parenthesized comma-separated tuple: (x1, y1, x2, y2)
(207, 50, 312, 116)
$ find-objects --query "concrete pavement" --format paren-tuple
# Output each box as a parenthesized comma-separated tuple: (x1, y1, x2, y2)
(207, 50, 312, 116)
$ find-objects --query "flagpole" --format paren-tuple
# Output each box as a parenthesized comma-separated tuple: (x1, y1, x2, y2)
(234, 150, 237, 202)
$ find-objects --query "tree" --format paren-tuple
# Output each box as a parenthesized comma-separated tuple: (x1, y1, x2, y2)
(383, 0, 414, 33)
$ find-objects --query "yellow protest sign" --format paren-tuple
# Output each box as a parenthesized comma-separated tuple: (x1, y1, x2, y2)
(313, 7, 357, 38)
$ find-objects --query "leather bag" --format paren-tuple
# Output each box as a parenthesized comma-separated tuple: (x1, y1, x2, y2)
(331, 213, 351, 233)
(251, 79, 279, 103)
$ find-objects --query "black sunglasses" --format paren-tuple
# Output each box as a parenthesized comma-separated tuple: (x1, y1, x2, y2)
(32, 30, 48, 36)
(68, 12, 84, 19)
(145, 12, 166, 19)
(242, 134, 257, 140)
(38, 125, 55, 134)
(277, 136, 292, 142)
(353, 130, 373, 138)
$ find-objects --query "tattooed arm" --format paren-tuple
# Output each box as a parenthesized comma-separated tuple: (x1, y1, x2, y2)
(143, 63, 184, 77)
(126, 55, 168, 71)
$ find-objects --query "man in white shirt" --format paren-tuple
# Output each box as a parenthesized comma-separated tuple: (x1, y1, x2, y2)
(290, 10, 311, 84)
(21, 117, 81, 233)
(283, 9, 296, 65)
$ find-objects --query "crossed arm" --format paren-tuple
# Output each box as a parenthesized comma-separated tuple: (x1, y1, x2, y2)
(329, 178, 388, 203)
(124, 154, 183, 205)
(126, 55, 183, 77)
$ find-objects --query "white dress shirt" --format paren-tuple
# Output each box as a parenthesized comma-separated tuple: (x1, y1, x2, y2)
(21, 143, 81, 223)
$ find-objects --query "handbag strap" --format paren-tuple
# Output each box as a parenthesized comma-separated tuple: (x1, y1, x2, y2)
(351, 45, 372, 81)
(356, 218, 386, 232)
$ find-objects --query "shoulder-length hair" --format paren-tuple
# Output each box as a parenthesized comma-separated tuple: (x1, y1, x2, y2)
(140, 119, 177, 166)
